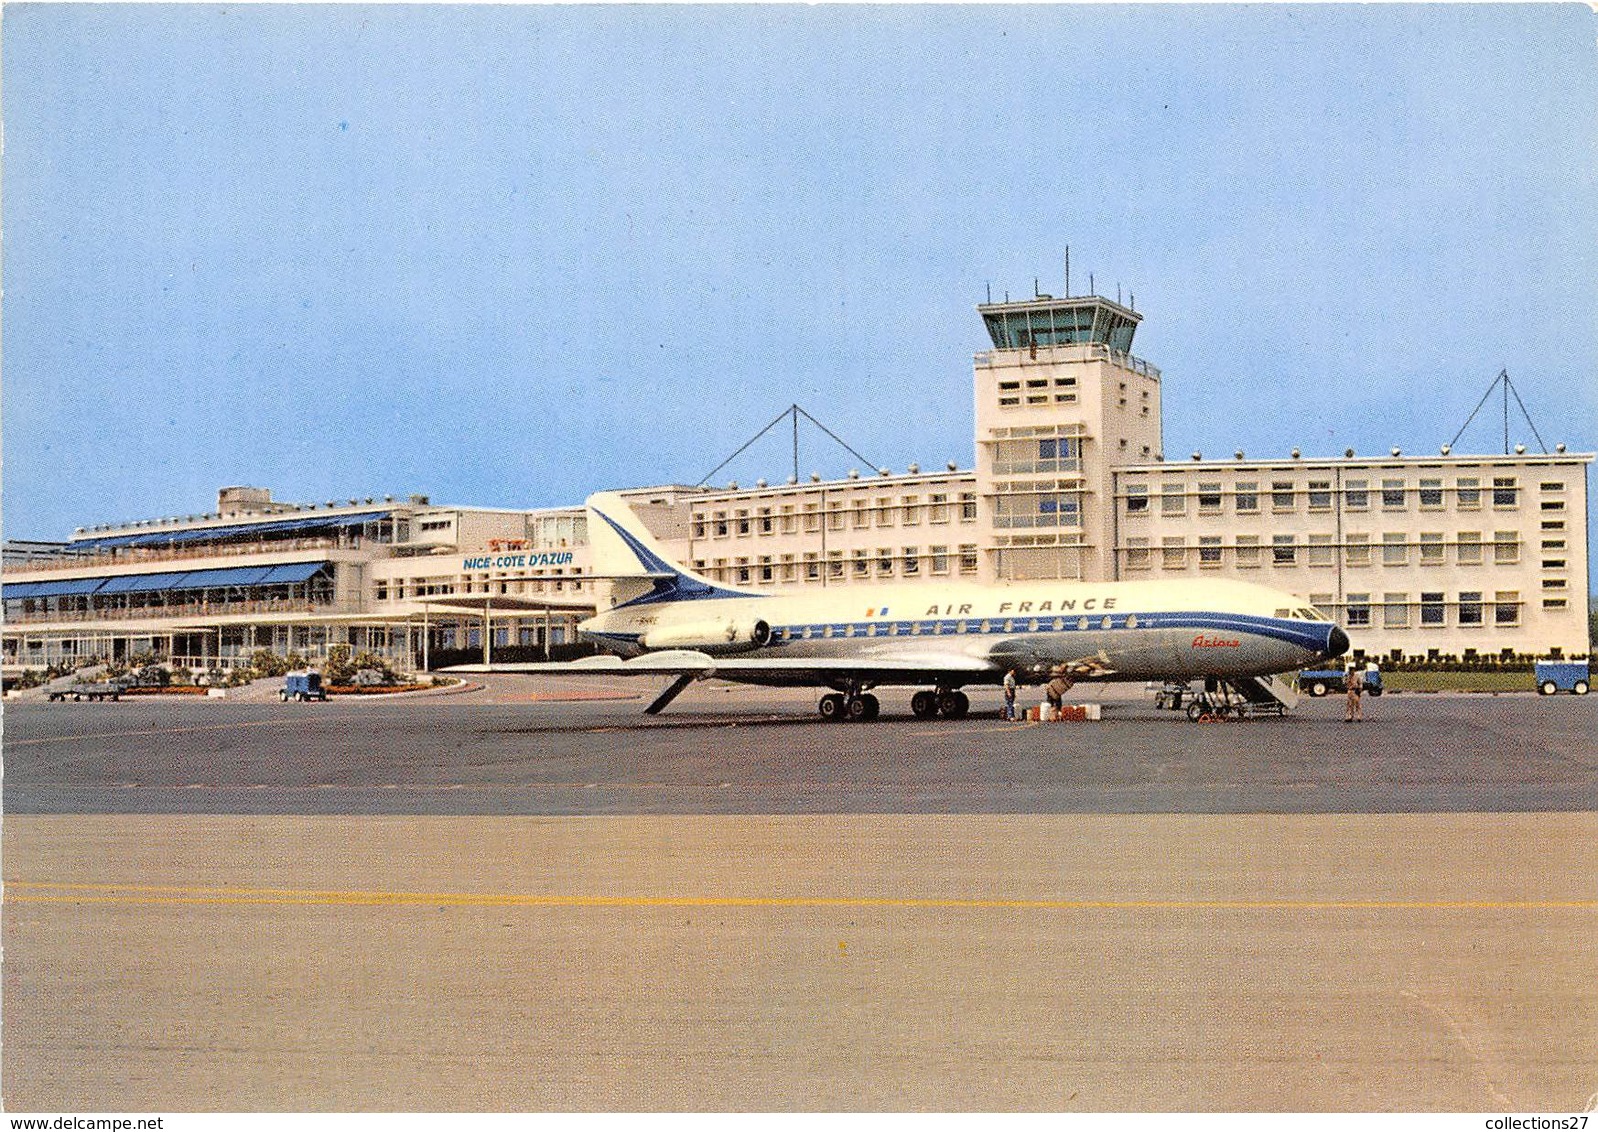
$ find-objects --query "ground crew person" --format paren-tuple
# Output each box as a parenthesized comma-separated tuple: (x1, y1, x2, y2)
(1344, 664, 1364, 722)
(1045, 667, 1073, 721)
(1002, 668, 1018, 721)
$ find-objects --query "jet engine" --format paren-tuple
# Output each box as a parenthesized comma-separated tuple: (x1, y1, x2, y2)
(641, 619, 773, 654)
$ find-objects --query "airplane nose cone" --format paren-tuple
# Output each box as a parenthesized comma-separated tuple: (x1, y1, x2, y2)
(1326, 625, 1350, 658)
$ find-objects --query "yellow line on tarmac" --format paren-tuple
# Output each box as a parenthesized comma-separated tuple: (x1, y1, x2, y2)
(7, 880, 1596, 912)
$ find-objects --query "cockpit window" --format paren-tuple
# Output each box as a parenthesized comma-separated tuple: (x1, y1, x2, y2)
(1278, 606, 1330, 621)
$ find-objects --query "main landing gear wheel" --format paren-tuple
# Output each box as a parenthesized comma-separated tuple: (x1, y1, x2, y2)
(936, 690, 970, 719)
(844, 693, 880, 722)
(818, 693, 846, 722)
(910, 690, 939, 719)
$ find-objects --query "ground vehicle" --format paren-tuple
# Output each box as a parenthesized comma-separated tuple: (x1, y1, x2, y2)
(48, 681, 128, 702)
(1299, 666, 1383, 698)
(280, 672, 328, 702)
(1534, 660, 1590, 696)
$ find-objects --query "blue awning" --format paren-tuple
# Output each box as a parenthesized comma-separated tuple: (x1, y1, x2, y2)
(4, 562, 329, 600)
(1, 576, 109, 599)
(97, 572, 193, 594)
(69, 511, 391, 551)
(260, 561, 326, 584)
(178, 566, 275, 589)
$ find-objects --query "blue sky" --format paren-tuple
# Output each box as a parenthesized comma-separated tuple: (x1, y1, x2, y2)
(5, 4, 1596, 567)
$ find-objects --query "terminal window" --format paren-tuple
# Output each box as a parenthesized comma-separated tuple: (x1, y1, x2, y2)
(1421, 592, 1446, 625)
(1383, 594, 1410, 629)
(1494, 532, 1519, 564)
(1125, 485, 1149, 513)
(1419, 478, 1443, 508)
(1494, 592, 1520, 626)
(1456, 477, 1481, 508)
(1197, 483, 1222, 511)
(1235, 482, 1259, 512)
(1382, 479, 1406, 509)
(1456, 532, 1482, 564)
(1198, 535, 1222, 565)
(1382, 533, 1407, 565)
(1345, 533, 1370, 566)
(1235, 535, 1261, 566)
(1343, 480, 1368, 510)
(1419, 532, 1445, 564)
(1493, 477, 1518, 507)
(1161, 485, 1186, 515)
(1308, 480, 1333, 510)
(1272, 481, 1295, 510)
(1272, 535, 1297, 565)
(1458, 591, 1483, 625)
(1345, 593, 1371, 627)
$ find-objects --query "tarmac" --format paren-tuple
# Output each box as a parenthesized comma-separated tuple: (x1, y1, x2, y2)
(4, 676, 1596, 1110)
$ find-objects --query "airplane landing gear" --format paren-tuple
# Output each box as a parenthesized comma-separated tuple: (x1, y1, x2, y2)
(820, 688, 881, 722)
(909, 688, 970, 719)
(845, 693, 880, 722)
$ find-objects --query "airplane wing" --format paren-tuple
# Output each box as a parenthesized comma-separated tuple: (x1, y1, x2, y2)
(445, 649, 1002, 713)
(448, 648, 998, 680)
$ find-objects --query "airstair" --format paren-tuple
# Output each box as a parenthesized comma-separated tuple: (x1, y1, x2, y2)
(1181, 673, 1299, 721)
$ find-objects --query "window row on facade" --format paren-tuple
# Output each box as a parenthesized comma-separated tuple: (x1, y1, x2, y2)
(1304, 591, 1530, 629)
(1121, 474, 1573, 516)
(691, 492, 978, 538)
(693, 544, 983, 585)
(1119, 528, 1578, 571)
(373, 572, 592, 602)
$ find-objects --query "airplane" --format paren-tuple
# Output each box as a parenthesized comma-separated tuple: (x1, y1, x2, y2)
(448, 491, 1351, 721)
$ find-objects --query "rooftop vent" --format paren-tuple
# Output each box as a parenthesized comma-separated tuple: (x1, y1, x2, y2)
(1390, 447, 1401, 457)
(1234, 450, 1244, 460)
(1291, 448, 1301, 459)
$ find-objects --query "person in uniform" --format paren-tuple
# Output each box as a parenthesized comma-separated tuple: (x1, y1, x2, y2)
(1002, 668, 1018, 721)
(1344, 663, 1364, 722)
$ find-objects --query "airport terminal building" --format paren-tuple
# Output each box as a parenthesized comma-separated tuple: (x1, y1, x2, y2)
(4, 289, 1590, 673)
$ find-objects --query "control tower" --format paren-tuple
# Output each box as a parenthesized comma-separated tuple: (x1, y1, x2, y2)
(973, 292, 1163, 582)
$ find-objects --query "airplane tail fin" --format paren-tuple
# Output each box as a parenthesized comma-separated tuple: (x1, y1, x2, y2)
(586, 492, 761, 607)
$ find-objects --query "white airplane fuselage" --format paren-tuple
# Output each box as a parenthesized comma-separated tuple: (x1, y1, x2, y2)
(580, 576, 1348, 687)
